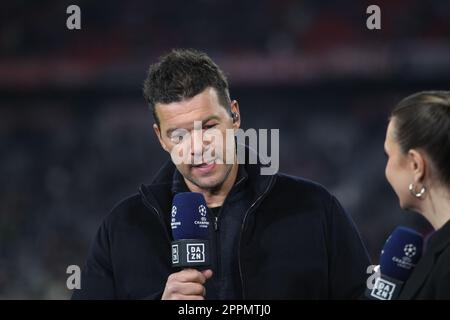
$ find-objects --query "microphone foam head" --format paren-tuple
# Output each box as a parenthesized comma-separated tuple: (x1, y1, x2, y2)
(380, 226, 423, 281)
(170, 192, 210, 240)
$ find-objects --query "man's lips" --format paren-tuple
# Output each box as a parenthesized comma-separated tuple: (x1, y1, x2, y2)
(191, 161, 217, 173)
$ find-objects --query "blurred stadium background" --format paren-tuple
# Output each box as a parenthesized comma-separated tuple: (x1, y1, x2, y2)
(1, 0, 450, 298)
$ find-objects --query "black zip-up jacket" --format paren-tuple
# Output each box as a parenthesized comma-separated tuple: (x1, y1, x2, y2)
(399, 219, 450, 299)
(72, 160, 371, 299)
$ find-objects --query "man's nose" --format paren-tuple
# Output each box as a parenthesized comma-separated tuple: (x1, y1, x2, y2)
(190, 129, 204, 159)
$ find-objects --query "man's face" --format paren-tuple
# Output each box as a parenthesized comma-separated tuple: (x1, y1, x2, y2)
(153, 87, 240, 191)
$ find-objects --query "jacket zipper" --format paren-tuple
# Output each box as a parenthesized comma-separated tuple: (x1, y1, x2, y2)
(139, 186, 171, 242)
(214, 216, 219, 231)
(213, 213, 221, 299)
(237, 178, 275, 299)
(212, 174, 246, 299)
(214, 174, 246, 232)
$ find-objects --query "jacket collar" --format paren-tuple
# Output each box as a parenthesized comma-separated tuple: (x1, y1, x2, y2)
(426, 219, 450, 255)
(140, 145, 276, 219)
(399, 219, 450, 299)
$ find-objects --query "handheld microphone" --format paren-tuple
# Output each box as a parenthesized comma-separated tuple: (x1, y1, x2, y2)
(170, 192, 211, 268)
(367, 226, 423, 300)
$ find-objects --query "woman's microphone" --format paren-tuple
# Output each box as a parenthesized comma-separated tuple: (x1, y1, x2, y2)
(367, 226, 423, 300)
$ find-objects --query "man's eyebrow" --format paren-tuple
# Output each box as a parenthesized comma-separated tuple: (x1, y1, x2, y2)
(165, 115, 221, 137)
(202, 115, 221, 124)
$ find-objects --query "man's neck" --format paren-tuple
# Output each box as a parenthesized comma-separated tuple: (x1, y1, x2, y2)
(185, 163, 239, 208)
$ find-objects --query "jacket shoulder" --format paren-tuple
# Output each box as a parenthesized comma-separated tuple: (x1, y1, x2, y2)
(101, 193, 150, 230)
(274, 172, 334, 202)
(435, 245, 450, 278)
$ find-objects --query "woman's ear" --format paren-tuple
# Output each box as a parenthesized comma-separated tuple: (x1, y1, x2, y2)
(408, 149, 426, 183)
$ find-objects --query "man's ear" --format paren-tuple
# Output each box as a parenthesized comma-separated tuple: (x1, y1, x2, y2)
(230, 100, 241, 130)
(408, 149, 426, 183)
(153, 124, 169, 152)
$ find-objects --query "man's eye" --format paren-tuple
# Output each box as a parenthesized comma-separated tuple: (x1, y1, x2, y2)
(204, 123, 218, 130)
(170, 132, 187, 144)
(171, 136, 183, 143)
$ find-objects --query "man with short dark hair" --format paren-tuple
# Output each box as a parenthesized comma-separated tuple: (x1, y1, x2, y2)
(73, 49, 370, 300)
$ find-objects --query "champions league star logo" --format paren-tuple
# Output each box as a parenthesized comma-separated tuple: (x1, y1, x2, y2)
(171, 205, 181, 229)
(404, 244, 417, 258)
(171, 205, 177, 223)
(391, 243, 417, 270)
(171, 205, 177, 218)
(199, 205, 207, 216)
(199, 204, 207, 223)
